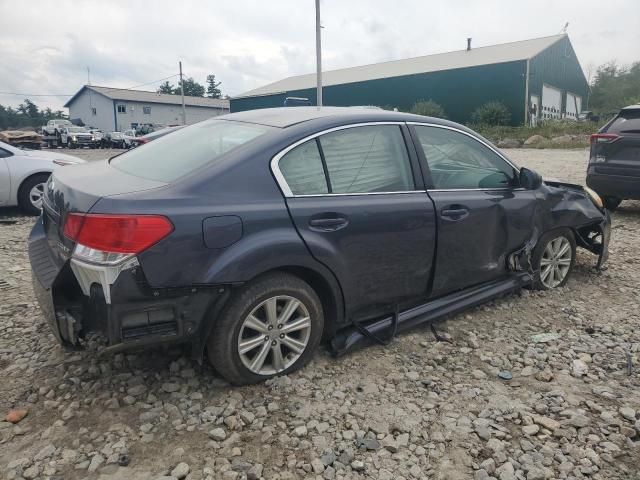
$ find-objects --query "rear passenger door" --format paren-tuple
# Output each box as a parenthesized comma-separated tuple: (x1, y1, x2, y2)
(274, 123, 437, 321)
(410, 124, 537, 296)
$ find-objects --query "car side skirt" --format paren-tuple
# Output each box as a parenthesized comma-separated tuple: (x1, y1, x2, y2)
(330, 272, 532, 356)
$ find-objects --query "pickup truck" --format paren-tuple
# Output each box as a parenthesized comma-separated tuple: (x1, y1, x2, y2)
(42, 119, 73, 137)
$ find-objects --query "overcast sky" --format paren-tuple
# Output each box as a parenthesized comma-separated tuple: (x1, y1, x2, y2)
(1, 0, 638, 110)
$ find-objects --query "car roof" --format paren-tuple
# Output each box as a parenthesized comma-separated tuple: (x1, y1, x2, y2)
(621, 104, 640, 111)
(219, 106, 458, 129)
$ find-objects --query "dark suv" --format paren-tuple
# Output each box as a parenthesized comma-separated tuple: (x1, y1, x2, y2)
(587, 104, 640, 210)
(29, 108, 610, 385)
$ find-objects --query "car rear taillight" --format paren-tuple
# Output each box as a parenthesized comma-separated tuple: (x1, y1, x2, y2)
(590, 133, 621, 144)
(63, 213, 173, 264)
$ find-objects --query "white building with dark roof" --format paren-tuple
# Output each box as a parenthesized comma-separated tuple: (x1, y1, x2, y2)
(65, 85, 230, 132)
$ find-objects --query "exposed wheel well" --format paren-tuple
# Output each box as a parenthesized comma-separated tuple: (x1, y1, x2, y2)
(270, 266, 344, 338)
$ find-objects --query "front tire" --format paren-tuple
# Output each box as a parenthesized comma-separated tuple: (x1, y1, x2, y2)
(207, 272, 324, 385)
(531, 228, 576, 290)
(603, 196, 621, 211)
(18, 173, 50, 215)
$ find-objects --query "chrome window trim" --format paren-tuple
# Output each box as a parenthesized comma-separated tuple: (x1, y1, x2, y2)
(270, 121, 409, 198)
(287, 190, 426, 198)
(406, 122, 522, 191)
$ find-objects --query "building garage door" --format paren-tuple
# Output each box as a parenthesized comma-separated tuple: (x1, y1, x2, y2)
(541, 84, 562, 120)
(565, 93, 582, 120)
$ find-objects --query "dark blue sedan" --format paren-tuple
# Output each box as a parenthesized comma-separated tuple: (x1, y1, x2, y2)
(29, 107, 610, 384)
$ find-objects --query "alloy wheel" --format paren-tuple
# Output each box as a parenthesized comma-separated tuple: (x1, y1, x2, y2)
(29, 183, 45, 210)
(540, 236, 572, 288)
(237, 295, 312, 376)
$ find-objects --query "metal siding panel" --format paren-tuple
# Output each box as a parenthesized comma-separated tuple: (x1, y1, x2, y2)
(528, 36, 589, 112)
(232, 61, 527, 125)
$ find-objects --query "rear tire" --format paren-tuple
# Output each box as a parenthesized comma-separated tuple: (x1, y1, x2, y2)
(18, 173, 49, 216)
(602, 196, 621, 211)
(207, 272, 324, 385)
(531, 228, 576, 290)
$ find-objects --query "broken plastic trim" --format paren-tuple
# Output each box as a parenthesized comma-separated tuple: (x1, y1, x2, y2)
(350, 304, 399, 347)
(70, 256, 139, 304)
(330, 272, 531, 356)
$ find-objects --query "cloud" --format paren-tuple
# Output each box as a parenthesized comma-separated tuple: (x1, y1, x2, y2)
(0, 0, 638, 111)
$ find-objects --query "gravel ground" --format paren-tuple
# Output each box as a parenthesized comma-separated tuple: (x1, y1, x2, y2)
(1, 148, 639, 480)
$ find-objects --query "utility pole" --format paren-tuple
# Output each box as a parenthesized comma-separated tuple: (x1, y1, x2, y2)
(315, 0, 322, 109)
(87, 66, 91, 85)
(179, 61, 187, 125)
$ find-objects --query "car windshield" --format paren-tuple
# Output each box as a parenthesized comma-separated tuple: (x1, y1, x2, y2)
(68, 127, 86, 133)
(110, 119, 274, 182)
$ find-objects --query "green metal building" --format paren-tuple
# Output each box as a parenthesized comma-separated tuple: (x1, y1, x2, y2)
(230, 34, 589, 126)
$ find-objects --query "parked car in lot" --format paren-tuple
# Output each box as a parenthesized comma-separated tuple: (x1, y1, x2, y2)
(29, 108, 610, 385)
(0, 140, 85, 215)
(103, 132, 127, 149)
(59, 126, 99, 149)
(41, 119, 73, 137)
(131, 125, 184, 147)
(586, 104, 640, 210)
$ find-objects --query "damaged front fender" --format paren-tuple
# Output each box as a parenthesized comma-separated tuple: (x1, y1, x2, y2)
(508, 179, 611, 274)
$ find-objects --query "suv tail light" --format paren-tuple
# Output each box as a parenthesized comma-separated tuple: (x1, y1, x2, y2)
(63, 213, 173, 264)
(590, 133, 621, 144)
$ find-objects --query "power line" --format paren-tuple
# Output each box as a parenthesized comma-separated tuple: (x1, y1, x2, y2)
(126, 73, 180, 90)
(0, 73, 182, 99)
(0, 92, 73, 97)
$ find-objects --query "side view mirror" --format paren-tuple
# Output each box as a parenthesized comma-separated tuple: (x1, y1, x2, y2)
(519, 167, 543, 190)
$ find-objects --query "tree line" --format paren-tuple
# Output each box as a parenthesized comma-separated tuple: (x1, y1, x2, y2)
(0, 99, 67, 130)
(157, 74, 225, 99)
(589, 61, 640, 114)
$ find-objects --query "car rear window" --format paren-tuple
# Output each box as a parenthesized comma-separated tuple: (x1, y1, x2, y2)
(110, 120, 273, 182)
(607, 109, 640, 133)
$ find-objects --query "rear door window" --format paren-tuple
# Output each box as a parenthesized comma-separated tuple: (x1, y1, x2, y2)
(318, 125, 414, 194)
(111, 120, 273, 182)
(278, 140, 328, 195)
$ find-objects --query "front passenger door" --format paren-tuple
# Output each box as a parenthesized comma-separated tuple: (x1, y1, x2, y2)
(411, 125, 537, 296)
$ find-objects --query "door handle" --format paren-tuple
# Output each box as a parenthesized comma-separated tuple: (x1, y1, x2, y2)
(441, 207, 469, 220)
(309, 217, 349, 231)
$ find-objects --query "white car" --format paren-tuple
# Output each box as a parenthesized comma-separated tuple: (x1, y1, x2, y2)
(0, 141, 85, 215)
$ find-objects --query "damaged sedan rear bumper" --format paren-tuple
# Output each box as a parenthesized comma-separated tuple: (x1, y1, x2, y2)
(28, 218, 228, 357)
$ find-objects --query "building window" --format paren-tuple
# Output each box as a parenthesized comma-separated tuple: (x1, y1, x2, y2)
(117, 104, 126, 113)
(143, 106, 151, 115)
(91, 107, 97, 115)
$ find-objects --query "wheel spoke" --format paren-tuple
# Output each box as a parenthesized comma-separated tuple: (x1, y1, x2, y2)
(271, 344, 285, 371)
(540, 258, 552, 266)
(557, 258, 571, 265)
(281, 335, 306, 354)
(278, 298, 300, 324)
(541, 264, 553, 282)
(264, 297, 278, 324)
(239, 335, 266, 355)
(249, 342, 271, 372)
(281, 316, 311, 334)
(557, 242, 570, 258)
(244, 314, 269, 334)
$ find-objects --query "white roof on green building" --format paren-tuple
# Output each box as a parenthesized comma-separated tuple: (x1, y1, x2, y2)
(237, 34, 567, 99)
